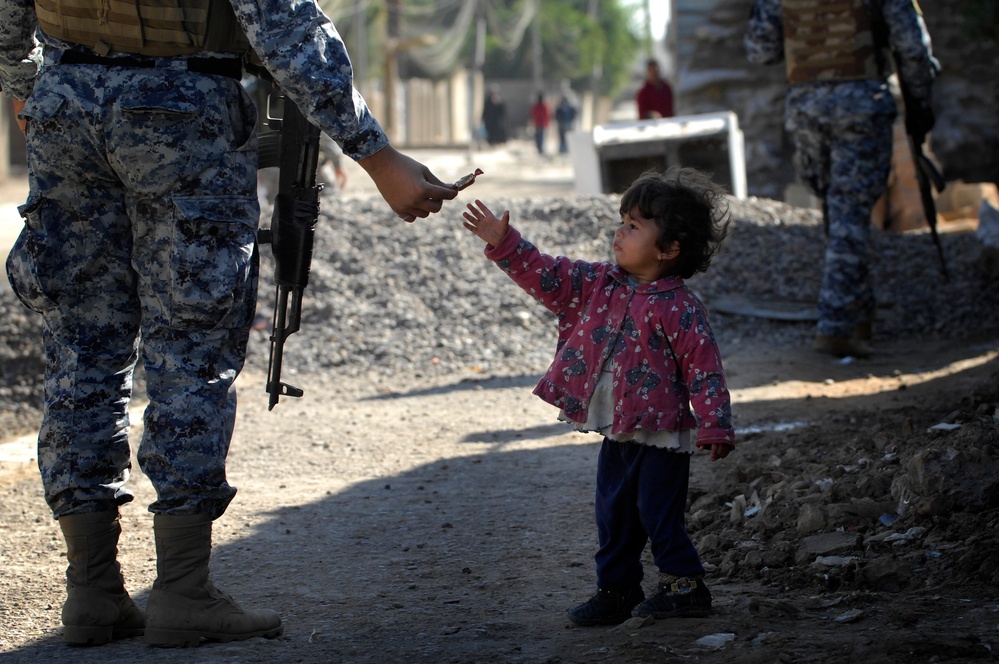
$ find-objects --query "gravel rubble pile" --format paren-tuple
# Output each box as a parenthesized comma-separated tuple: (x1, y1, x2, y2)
(2, 193, 998, 434)
(245, 193, 998, 378)
(695, 385, 999, 592)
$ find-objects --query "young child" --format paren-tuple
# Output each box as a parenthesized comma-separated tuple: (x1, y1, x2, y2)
(462, 167, 735, 626)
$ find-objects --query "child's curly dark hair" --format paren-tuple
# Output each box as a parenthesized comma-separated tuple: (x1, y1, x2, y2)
(618, 167, 730, 279)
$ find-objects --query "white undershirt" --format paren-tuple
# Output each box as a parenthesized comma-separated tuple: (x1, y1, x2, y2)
(558, 356, 695, 453)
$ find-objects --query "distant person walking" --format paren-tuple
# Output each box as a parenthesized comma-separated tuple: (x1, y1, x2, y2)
(531, 94, 551, 156)
(482, 85, 508, 145)
(637, 59, 674, 120)
(554, 96, 577, 155)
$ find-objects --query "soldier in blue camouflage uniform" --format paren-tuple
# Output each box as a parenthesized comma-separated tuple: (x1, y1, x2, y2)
(745, 0, 939, 357)
(0, 0, 458, 647)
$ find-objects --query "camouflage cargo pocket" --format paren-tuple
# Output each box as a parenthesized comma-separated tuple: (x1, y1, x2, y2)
(167, 196, 258, 330)
(5, 196, 58, 315)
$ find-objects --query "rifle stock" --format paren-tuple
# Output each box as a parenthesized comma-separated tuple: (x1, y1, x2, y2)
(256, 90, 323, 409)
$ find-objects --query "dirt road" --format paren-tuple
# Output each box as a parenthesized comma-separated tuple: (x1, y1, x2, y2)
(3, 334, 998, 663)
(2, 142, 998, 663)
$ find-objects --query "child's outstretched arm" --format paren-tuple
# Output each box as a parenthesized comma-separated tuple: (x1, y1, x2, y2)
(463, 199, 510, 247)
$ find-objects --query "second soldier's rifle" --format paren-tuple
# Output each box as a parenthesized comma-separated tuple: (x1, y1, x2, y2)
(897, 75, 949, 281)
(870, 2, 949, 280)
(255, 85, 323, 410)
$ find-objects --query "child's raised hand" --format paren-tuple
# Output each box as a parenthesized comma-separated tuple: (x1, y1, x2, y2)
(462, 199, 510, 247)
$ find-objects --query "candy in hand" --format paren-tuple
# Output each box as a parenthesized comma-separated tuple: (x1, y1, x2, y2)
(454, 168, 484, 191)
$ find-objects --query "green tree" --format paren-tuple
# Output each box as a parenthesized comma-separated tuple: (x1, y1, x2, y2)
(485, 0, 641, 95)
(380, 0, 639, 99)
(481, 0, 639, 97)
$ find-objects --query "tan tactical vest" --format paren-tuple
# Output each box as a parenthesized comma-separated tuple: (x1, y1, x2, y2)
(782, 0, 887, 84)
(35, 0, 250, 57)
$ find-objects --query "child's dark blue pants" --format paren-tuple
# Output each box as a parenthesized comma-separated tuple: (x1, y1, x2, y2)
(593, 437, 704, 590)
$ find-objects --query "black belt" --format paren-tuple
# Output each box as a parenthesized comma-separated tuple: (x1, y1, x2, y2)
(59, 50, 243, 80)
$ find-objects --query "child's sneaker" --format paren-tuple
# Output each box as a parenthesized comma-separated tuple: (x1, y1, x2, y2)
(567, 586, 645, 626)
(631, 574, 712, 619)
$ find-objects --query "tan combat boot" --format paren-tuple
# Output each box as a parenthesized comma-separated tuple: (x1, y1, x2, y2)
(58, 511, 145, 645)
(144, 514, 282, 647)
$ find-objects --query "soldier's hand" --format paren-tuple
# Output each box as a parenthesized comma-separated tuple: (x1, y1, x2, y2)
(359, 145, 458, 222)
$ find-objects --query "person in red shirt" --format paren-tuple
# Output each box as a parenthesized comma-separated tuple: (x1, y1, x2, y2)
(637, 59, 674, 120)
(530, 94, 551, 156)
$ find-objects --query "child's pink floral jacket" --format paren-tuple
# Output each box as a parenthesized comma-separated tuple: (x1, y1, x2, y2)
(485, 226, 734, 450)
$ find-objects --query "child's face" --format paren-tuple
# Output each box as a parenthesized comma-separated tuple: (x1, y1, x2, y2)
(614, 208, 672, 283)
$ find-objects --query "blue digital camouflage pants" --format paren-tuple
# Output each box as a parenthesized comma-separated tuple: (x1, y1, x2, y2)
(786, 81, 896, 338)
(5, 54, 259, 519)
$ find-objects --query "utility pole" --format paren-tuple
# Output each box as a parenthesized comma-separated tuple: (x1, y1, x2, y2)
(587, 0, 601, 128)
(382, 0, 435, 145)
(353, 0, 367, 95)
(643, 0, 654, 57)
(468, 2, 486, 161)
(664, 0, 677, 78)
(384, 0, 402, 142)
(531, 0, 542, 93)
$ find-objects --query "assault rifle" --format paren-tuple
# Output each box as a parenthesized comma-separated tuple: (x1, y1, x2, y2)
(256, 88, 323, 410)
(897, 76, 949, 281)
(871, 4, 949, 280)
